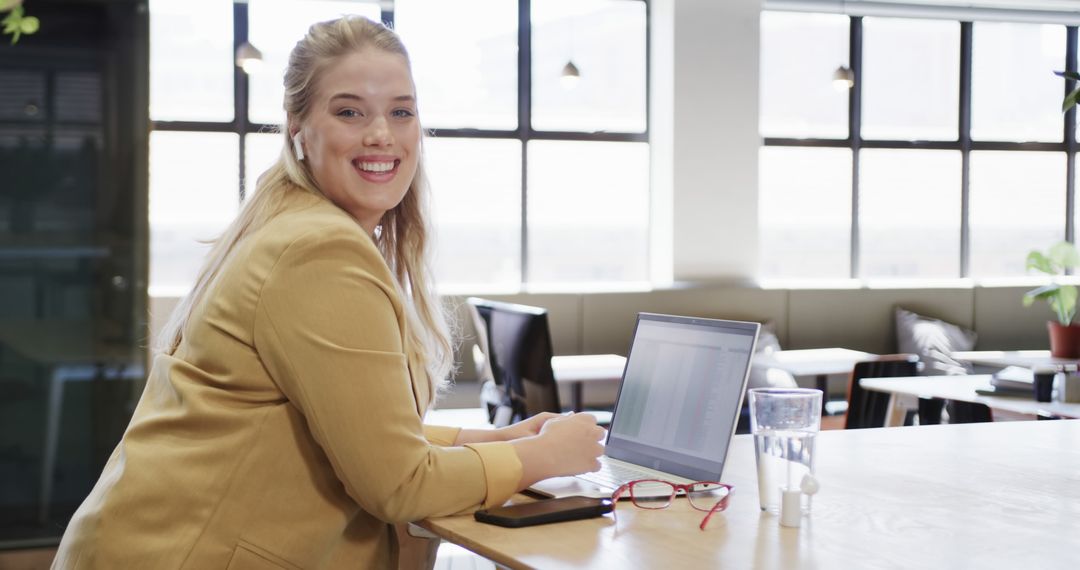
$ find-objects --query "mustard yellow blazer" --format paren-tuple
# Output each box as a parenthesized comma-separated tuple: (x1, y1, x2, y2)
(52, 191, 521, 569)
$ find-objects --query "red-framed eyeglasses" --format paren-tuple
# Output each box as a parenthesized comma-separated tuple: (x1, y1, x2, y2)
(611, 479, 733, 530)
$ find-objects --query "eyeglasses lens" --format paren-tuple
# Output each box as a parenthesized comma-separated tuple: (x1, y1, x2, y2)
(687, 482, 728, 512)
(629, 481, 675, 509)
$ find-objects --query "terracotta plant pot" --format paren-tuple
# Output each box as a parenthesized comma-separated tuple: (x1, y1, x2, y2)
(1047, 321, 1080, 359)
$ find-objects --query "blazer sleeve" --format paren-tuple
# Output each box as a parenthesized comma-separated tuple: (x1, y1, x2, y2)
(253, 228, 521, 522)
(422, 425, 461, 446)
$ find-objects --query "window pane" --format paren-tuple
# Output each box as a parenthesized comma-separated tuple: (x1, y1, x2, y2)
(425, 138, 521, 287)
(149, 132, 239, 293)
(972, 23, 1065, 142)
(244, 132, 287, 198)
(55, 72, 102, 123)
(759, 147, 851, 278)
(527, 141, 649, 284)
(149, 0, 233, 121)
(862, 18, 959, 140)
(531, 0, 646, 133)
(859, 149, 961, 278)
(248, 0, 381, 126)
(970, 151, 1065, 277)
(760, 11, 849, 139)
(395, 0, 517, 130)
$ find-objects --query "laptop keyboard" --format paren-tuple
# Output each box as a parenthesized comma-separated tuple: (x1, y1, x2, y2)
(577, 459, 655, 489)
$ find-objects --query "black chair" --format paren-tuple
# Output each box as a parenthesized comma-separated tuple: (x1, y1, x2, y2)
(945, 400, 993, 423)
(466, 298, 564, 427)
(466, 297, 613, 428)
(844, 354, 920, 429)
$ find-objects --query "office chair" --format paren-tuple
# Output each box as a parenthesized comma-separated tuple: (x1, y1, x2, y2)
(466, 297, 612, 428)
(844, 354, 920, 429)
(944, 400, 993, 424)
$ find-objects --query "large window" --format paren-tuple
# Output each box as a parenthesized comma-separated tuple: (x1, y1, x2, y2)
(760, 12, 1077, 279)
(148, 0, 649, 294)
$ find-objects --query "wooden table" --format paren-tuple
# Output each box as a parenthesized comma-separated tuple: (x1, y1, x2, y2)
(418, 421, 1080, 569)
(752, 348, 876, 411)
(860, 374, 1080, 426)
(551, 354, 625, 412)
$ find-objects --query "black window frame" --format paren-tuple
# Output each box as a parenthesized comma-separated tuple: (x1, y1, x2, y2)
(762, 14, 1079, 279)
(150, 0, 651, 287)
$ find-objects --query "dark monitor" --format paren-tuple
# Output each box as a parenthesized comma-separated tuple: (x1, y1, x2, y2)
(467, 298, 560, 426)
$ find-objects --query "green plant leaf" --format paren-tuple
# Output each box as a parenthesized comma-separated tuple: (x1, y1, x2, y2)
(1064, 87, 1080, 113)
(1, 4, 20, 22)
(1050, 284, 1079, 325)
(1025, 283, 1062, 303)
(1026, 250, 1055, 274)
(1049, 240, 1080, 268)
(2, 5, 21, 44)
(19, 15, 37, 34)
(1028, 283, 1079, 325)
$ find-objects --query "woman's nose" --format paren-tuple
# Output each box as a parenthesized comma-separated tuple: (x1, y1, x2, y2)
(363, 117, 392, 147)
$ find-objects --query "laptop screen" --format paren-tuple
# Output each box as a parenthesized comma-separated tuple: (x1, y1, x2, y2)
(605, 313, 759, 482)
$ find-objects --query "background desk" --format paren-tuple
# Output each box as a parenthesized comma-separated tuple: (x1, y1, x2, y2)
(860, 374, 1080, 426)
(952, 350, 1078, 371)
(752, 348, 876, 412)
(419, 421, 1080, 569)
(551, 354, 625, 412)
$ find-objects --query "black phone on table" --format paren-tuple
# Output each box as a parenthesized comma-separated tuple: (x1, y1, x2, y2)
(474, 496, 614, 528)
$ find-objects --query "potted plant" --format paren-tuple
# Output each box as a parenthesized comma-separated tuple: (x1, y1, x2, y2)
(1024, 241, 1080, 358)
(1022, 71, 1080, 358)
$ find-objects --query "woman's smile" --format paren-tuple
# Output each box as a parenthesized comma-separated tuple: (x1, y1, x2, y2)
(352, 155, 401, 183)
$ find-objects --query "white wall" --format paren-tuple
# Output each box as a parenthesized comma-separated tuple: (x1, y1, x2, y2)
(652, 0, 762, 282)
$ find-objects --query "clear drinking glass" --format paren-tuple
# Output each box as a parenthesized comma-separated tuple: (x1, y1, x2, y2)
(749, 388, 822, 514)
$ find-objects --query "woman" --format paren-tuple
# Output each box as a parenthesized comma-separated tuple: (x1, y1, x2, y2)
(53, 16, 604, 569)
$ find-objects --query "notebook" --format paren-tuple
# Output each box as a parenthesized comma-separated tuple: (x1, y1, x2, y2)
(528, 313, 759, 499)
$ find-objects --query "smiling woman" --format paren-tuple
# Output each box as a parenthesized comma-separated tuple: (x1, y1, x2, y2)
(291, 50, 421, 233)
(50, 16, 606, 570)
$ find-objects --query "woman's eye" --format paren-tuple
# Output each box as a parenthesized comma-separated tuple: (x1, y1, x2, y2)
(337, 109, 360, 118)
(392, 109, 416, 118)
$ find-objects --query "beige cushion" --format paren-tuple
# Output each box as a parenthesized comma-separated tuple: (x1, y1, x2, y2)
(895, 307, 977, 376)
(747, 322, 797, 390)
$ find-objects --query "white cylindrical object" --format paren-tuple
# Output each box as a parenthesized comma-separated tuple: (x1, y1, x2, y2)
(1062, 372, 1080, 404)
(779, 488, 802, 528)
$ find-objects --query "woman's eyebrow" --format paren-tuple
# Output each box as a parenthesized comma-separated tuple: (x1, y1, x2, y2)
(328, 93, 416, 103)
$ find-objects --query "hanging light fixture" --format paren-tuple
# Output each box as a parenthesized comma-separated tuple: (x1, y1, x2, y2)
(832, 65, 854, 91)
(561, 60, 580, 90)
(235, 41, 264, 75)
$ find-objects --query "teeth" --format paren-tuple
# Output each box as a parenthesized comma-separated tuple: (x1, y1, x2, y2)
(357, 161, 395, 172)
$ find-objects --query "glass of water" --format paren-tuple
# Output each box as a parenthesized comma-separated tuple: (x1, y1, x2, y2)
(748, 388, 823, 514)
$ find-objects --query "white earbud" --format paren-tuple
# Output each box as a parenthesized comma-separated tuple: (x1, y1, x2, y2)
(292, 134, 305, 161)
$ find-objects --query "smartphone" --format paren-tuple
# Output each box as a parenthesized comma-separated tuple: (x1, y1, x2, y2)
(474, 496, 614, 528)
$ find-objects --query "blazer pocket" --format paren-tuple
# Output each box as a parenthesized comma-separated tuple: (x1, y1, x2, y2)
(227, 541, 304, 570)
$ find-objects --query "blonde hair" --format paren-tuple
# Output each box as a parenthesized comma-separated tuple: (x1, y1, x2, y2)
(156, 16, 454, 395)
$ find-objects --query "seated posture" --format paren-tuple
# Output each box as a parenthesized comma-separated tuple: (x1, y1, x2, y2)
(52, 17, 603, 569)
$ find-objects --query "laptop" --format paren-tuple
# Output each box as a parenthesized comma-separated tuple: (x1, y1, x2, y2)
(529, 313, 759, 499)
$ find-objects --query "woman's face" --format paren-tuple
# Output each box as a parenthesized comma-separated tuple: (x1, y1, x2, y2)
(296, 49, 420, 233)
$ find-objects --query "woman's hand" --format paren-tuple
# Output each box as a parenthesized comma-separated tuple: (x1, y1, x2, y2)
(496, 411, 562, 441)
(449, 412, 562, 445)
(510, 413, 606, 489)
